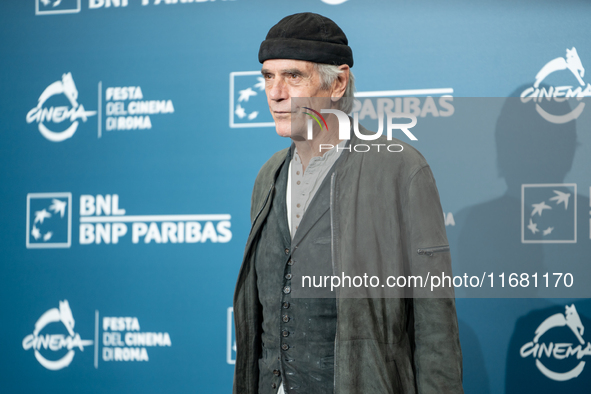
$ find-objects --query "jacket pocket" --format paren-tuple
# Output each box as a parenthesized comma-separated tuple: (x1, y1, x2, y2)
(417, 245, 450, 257)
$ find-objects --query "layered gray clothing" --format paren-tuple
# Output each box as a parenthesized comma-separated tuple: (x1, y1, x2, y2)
(233, 129, 464, 394)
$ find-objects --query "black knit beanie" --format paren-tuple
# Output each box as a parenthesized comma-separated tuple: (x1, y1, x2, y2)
(259, 12, 354, 67)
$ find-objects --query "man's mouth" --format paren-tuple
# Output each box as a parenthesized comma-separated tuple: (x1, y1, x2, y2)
(273, 111, 294, 117)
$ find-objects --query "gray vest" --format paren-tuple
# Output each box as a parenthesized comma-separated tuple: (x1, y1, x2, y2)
(255, 148, 338, 394)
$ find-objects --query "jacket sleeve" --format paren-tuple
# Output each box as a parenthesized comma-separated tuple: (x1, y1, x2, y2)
(405, 165, 464, 394)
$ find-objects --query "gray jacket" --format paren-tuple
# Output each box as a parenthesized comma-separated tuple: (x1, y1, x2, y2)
(233, 132, 463, 394)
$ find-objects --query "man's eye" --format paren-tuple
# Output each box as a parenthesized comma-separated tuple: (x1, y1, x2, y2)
(290, 74, 299, 79)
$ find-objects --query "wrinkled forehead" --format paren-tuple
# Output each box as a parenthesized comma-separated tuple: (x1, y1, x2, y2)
(261, 59, 318, 75)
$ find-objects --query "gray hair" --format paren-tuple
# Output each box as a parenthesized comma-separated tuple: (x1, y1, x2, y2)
(314, 63, 356, 113)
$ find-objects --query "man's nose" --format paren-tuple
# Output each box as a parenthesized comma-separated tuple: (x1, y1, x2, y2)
(268, 78, 288, 101)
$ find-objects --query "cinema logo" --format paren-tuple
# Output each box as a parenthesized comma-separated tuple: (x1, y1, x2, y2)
(520, 304, 591, 381)
(26, 73, 96, 142)
(521, 47, 591, 124)
(79, 194, 231, 244)
(22, 300, 93, 370)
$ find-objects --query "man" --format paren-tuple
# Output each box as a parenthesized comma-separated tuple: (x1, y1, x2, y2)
(233, 12, 463, 394)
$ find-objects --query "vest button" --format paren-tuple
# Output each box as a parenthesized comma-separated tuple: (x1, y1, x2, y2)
(282, 302, 290, 309)
(288, 259, 294, 266)
(273, 369, 281, 376)
(281, 343, 289, 351)
(284, 248, 290, 255)
(282, 329, 289, 337)
(271, 383, 277, 389)
(285, 273, 292, 280)
(283, 286, 291, 294)
(282, 314, 290, 323)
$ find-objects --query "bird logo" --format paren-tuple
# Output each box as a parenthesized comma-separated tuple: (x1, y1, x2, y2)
(531, 201, 552, 217)
(230, 72, 275, 128)
(234, 78, 264, 121)
(549, 190, 570, 210)
(27, 193, 71, 248)
(522, 184, 576, 243)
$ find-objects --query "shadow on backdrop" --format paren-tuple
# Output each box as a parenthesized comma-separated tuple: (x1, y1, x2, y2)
(458, 318, 491, 394)
(450, 85, 590, 392)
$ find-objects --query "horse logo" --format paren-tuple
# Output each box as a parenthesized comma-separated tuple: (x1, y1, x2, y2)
(37, 72, 79, 109)
(534, 304, 585, 345)
(534, 47, 585, 88)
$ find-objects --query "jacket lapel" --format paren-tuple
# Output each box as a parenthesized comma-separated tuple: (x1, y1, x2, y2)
(291, 141, 351, 247)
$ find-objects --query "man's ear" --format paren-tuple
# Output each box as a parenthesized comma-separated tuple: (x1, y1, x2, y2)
(330, 64, 350, 103)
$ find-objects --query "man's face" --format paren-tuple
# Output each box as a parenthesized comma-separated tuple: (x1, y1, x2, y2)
(261, 59, 332, 139)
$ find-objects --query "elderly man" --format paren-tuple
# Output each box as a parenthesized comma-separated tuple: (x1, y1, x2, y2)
(233, 12, 463, 394)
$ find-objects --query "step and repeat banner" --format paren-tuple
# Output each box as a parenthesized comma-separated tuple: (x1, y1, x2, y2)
(1, 0, 591, 393)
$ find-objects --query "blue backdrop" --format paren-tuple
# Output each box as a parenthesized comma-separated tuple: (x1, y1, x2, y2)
(1, 0, 591, 393)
